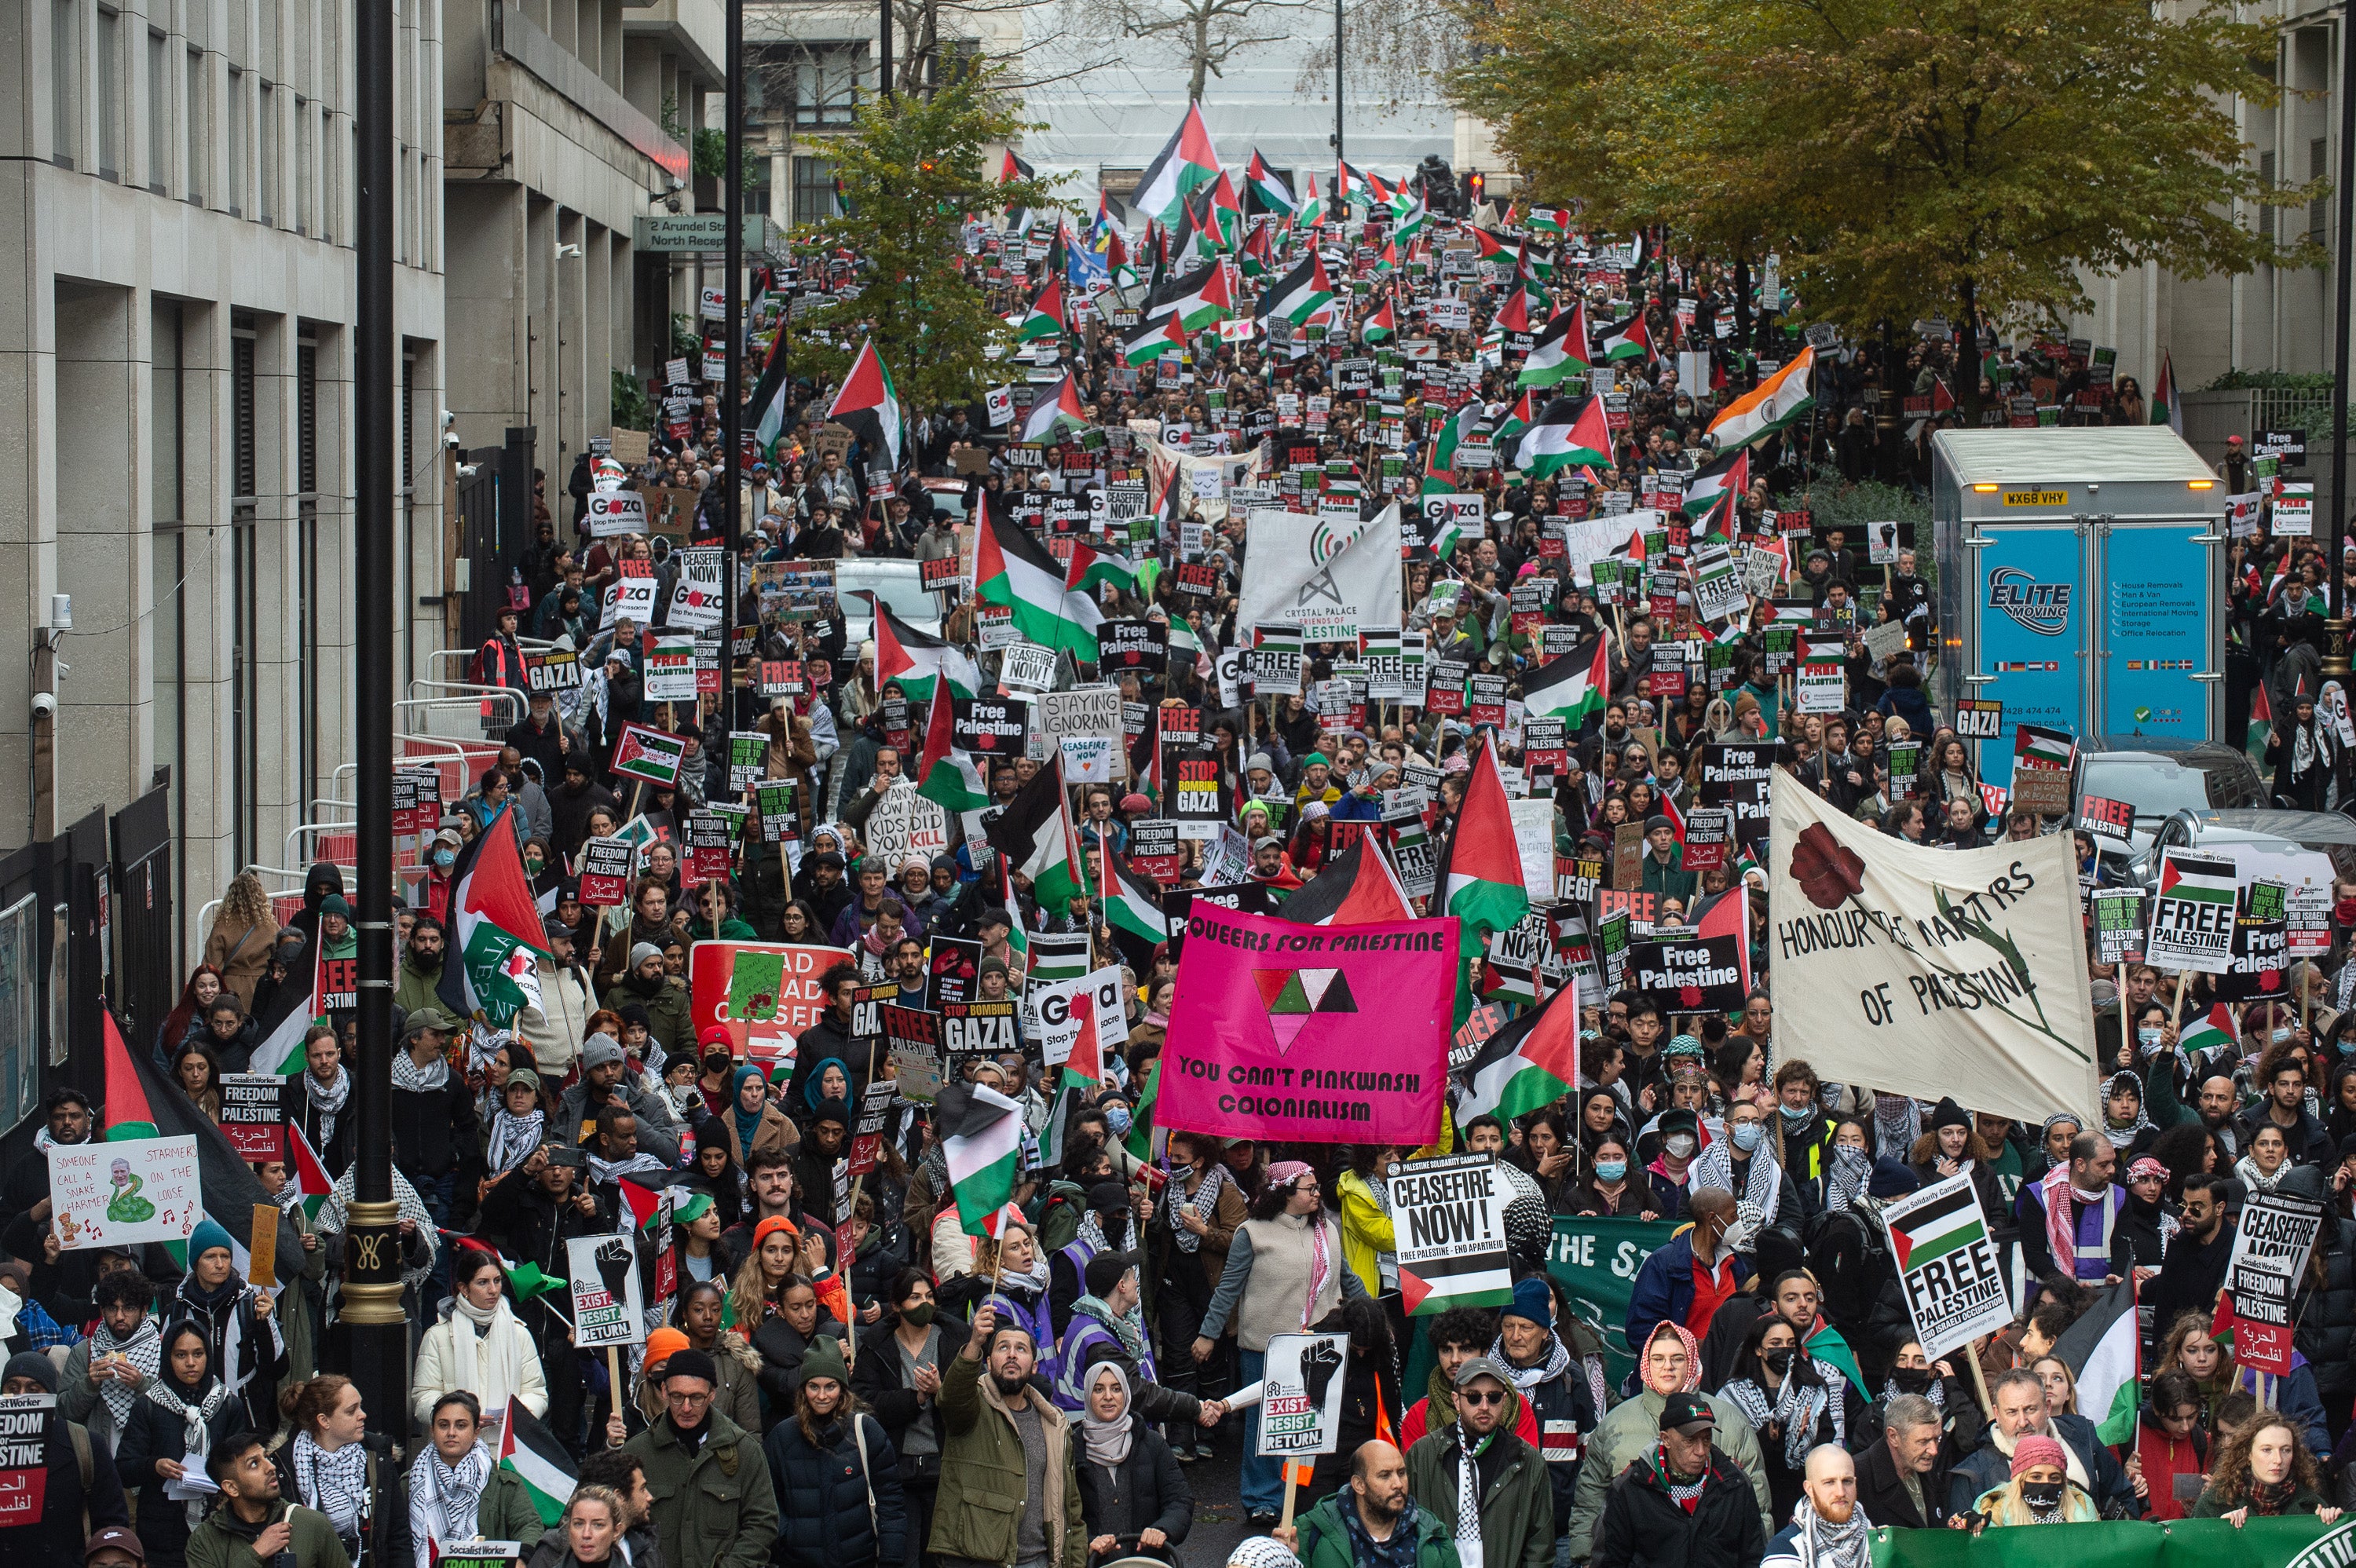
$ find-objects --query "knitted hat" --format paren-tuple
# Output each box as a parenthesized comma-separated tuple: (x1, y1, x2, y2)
(2, 1352, 57, 1394)
(1500, 1277, 1553, 1329)
(1645, 815, 1674, 835)
(1869, 1157, 1920, 1198)
(628, 942, 665, 970)
(2010, 1434, 2067, 1479)
(801, 1335, 848, 1386)
(189, 1219, 236, 1262)
(813, 1098, 851, 1128)
(582, 1033, 625, 1068)
(1930, 1098, 1973, 1132)
(661, 1348, 718, 1387)
(752, 1214, 800, 1248)
(644, 1328, 690, 1372)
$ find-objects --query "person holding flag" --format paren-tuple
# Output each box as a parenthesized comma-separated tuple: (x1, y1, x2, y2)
(410, 1248, 550, 1442)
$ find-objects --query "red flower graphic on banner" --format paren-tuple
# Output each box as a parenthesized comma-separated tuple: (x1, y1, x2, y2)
(1790, 823, 1866, 909)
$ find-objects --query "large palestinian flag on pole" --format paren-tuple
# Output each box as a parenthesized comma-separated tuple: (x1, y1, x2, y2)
(1019, 371, 1089, 444)
(937, 1080, 1026, 1234)
(1518, 300, 1590, 388)
(1146, 262, 1235, 331)
(1258, 254, 1334, 325)
(824, 338, 905, 471)
(1514, 396, 1613, 478)
(2054, 1279, 2141, 1445)
(1682, 445, 1749, 522)
(985, 755, 1089, 908)
(435, 803, 553, 1029)
(1122, 313, 1189, 368)
(1433, 738, 1531, 956)
(1592, 310, 1652, 363)
(1707, 347, 1815, 451)
(499, 1400, 579, 1526)
(1520, 634, 1608, 726)
(870, 598, 979, 701)
(975, 496, 1102, 659)
(1133, 103, 1223, 228)
(1458, 983, 1579, 1124)
(1014, 276, 1066, 344)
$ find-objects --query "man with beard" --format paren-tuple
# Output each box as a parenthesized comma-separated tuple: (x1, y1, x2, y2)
(931, 1300, 1086, 1568)
(613, 941, 693, 1057)
(2145, 1173, 2236, 1345)
(393, 914, 446, 1017)
(1, 1087, 92, 1237)
(1764, 1446, 1872, 1568)
(1281, 1440, 1454, 1568)
(1592, 1393, 1765, 1568)
(57, 1269, 162, 1456)
(555, 1033, 683, 1163)
(2194, 1076, 2243, 1159)
(1406, 1358, 1554, 1568)
(479, 1141, 608, 1446)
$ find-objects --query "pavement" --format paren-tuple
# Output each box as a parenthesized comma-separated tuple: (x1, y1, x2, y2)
(1165, 1429, 1256, 1568)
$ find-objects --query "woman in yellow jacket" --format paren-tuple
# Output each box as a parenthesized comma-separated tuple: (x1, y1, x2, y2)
(1336, 1145, 1399, 1300)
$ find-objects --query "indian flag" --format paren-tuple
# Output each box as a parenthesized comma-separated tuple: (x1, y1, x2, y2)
(1020, 371, 1089, 443)
(1132, 102, 1223, 228)
(434, 803, 552, 1030)
(985, 755, 1088, 908)
(1459, 982, 1579, 1125)
(1516, 396, 1612, 477)
(1434, 738, 1531, 956)
(871, 599, 981, 702)
(499, 1400, 578, 1526)
(1259, 254, 1333, 325)
(1518, 300, 1590, 388)
(975, 495, 1102, 659)
(1014, 276, 1066, 344)
(2055, 1278, 2141, 1445)
(1707, 346, 1815, 451)
(1593, 310, 1649, 363)
(938, 1080, 1026, 1235)
(1522, 634, 1608, 726)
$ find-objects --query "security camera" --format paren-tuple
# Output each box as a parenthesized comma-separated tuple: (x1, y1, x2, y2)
(458, 462, 481, 478)
(557, 243, 584, 259)
(668, 176, 687, 192)
(441, 409, 456, 429)
(30, 693, 57, 719)
(444, 430, 462, 449)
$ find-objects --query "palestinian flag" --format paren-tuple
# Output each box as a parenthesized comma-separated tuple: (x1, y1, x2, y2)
(1522, 634, 1608, 726)
(748, 339, 795, 462)
(284, 1123, 335, 1223)
(1434, 738, 1531, 956)
(611, 722, 685, 786)
(1492, 389, 1536, 451)
(1019, 371, 1089, 444)
(435, 802, 553, 1029)
(1494, 286, 1533, 336)
(1518, 301, 1590, 388)
(1361, 301, 1396, 343)
(1014, 276, 1066, 343)
(824, 339, 905, 472)
(1681, 446, 1749, 521)
(1238, 219, 1274, 278)
(2158, 850, 2237, 911)
(999, 149, 1036, 185)
(986, 756, 1088, 907)
(1391, 192, 1428, 245)
(2153, 351, 2182, 437)
(1707, 347, 1814, 451)
(1104, 853, 1170, 948)
(499, 1401, 578, 1527)
(1275, 835, 1416, 927)
(248, 938, 328, 1075)
(2179, 1001, 2236, 1058)
(1515, 396, 1613, 478)
(1336, 161, 1370, 209)
(871, 598, 980, 701)
(2055, 1278, 2142, 1445)
(975, 495, 1102, 658)
(1527, 207, 1568, 237)
(1133, 102, 1223, 227)
(1147, 263, 1235, 331)
(104, 1008, 161, 1142)
(1259, 254, 1334, 325)
(1246, 151, 1295, 216)
(1882, 1176, 1985, 1274)
(1297, 174, 1326, 228)
(916, 682, 990, 815)
(2015, 723, 2076, 771)
(937, 1080, 1026, 1234)
(1593, 310, 1651, 363)
(1429, 400, 1486, 481)
(1459, 982, 1579, 1124)
(1066, 539, 1139, 600)
(1203, 168, 1246, 250)
(1122, 313, 1189, 367)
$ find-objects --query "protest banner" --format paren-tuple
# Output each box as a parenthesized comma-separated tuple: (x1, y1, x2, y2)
(2078, 795, 2134, 847)
(431, 1544, 526, 1568)
(1698, 742, 1782, 847)
(1877, 1516, 2351, 1568)
(865, 785, 950, 867)
(2091, 889, 2146, 966)
(2226, 1189, 2325, 1282)
(1235, 506, 1403, 641)
(2217, 907, 2290, 1003)
(1387, 1153, 1513, 1314)
(0, 1395, 49, 1525)
(954, 697, 1029, 755)
(683, 809, 734, 886)
(1158, 906, 1454, 1146)
(585, 489, 647, 537)
(1257, 1332, 1351, 1457)
(1679, 807, 1733, 872)
(1546, 1218, 1680, 1388)
(577, 835, 635, 906)
(218, 1074, 287, 1160)
(2146, 849, 2240, 974)
(1040, 685, 1124, 744)
(49, 1136, 202, 1250)
(1952, 698, 2007, 740)
(847, 1079, 898, 1176)
(565, 1235, 645, 1348)
(1128, 819, 1185, 881)
(2222, 1254, 2299, 1376)
(1767, 773, 2097, 1128)
(525, 648, 581, 694)
(1879, 1172, 2014, 1358)
(612, 724, 685, 788)
(686, 942, 853, 1064)
(999, 641, 1058, 694)
(1624, 926, 1748, 1011)
(942, 1000, 1019, 1058)
(927, 937, 982, 1007)
(1029, 966, 1131, 1067)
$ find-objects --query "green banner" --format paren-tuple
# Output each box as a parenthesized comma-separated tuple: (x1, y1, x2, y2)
(1871, 1515, 2349, 1568)
(1545, 1216, 1681, 1390)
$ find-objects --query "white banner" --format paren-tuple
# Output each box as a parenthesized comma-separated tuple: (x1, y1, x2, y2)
(1027, 964, 1131, 1066)
(49, 1137, 202, 1250)
(1235, 505, 1404, 643)
(1767, 773, 2098, 1127)
(566, 1235, 646, 1348)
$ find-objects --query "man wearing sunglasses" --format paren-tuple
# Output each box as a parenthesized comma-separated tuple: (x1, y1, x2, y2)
(1406, 1357, 1555, 1568)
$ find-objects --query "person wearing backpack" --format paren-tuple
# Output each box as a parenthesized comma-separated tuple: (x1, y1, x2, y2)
(763, 1336, 906, 1568)
(0, 1351, 130, 1561)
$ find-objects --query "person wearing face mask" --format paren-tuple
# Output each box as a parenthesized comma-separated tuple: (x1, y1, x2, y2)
(1643, 1109, 1705, 1221)
(1625, 1188, 1750, 1348)
(1969, 1434, 2098, 1526)
(1947, 1369, 2139, 1520)
(1718, 1312, 1846, 1520)
(1690, 1102, 1804, 1234)
(1769, 1063, 1840, 1208)
(853, 1270, 952, 1568)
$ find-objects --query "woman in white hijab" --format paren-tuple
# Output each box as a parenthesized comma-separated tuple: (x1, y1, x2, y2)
(1074, 1358, 1193, 1562)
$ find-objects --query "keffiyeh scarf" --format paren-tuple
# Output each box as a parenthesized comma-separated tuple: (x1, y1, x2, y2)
(409, 1441, 494, 1548)
(485, 1108, 546, 1175)
(2099, 1071, 2153, 1149)
(144, 1374, 236, 1525)
(1722, 1362, 1842, 1471)
(306, 1066, 351, 1146)
(1789, 1497, 1873, 1568)
(1690, 1138, 1783, 1231)
(1487, 1329, 1571, 1394)
(392, 1047, 451, 1093)
(1456, 1431, 1492, 1568)
(89, 1316, 162, 1437)
(1872, 1095, 1922, 1161)
(1070, 1292, 1148, 1365)
(292, 1431, 370, 1541)
(1165, 1162, 1233, 1255)
(323, 1164, 439, 1294)
(1825, 1146, 1873, 1213)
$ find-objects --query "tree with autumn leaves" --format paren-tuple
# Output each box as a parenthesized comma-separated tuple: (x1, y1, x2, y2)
(1450, 0, 2322, 420)
(777, 68, 1055, 414)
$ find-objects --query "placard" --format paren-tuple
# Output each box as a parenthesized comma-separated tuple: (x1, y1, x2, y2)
(1679, 808, 1734, 873)
(585, 489, 649, 538)
(643, 632, 698, 701)
(1000, 642, 1059, 694)
(2225, 1255, 2298, 1375)
(0, 1396, 49, 1526)
(1029, 966, 1131, 1067)
(942, 999, 1019, 1058)
(565, 1235, 646, 1348)
(865, 784, 950, 868)
(1952, 699, 2005, 740)
(218, 1074, 287, 1160)
(847, 1079, 898, 1177)
(578, 835, 635, 907)
(2226, 1189, 2326, 1285)
(49, 1136, 202, 1250)
(954, 697, 1029, 756)
(1386, 1153, 1513, 1314)
(1257, 1332, 1351, 1457)
(1880, 1171, 2014, 1358)
(2146, 849, 2239, 974)
(2092, 889, 2147, 964)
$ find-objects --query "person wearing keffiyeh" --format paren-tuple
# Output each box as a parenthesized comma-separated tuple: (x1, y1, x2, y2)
(1760, 1449, 1873, 1568)
(58, 1270, 163, 1457)
(1402, 1356, 1554, 1568)
(406, 1391, 548, 1568)
(1590, 1391, 1768, 1568)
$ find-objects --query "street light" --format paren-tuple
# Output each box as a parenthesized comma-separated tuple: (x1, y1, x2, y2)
(2328, 6, 2356, 678)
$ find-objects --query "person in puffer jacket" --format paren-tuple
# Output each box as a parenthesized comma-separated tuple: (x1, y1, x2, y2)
(763, 1336, 906, 1568)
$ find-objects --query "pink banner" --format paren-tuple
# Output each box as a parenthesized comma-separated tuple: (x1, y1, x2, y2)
(1159, 906, 1456, 1146)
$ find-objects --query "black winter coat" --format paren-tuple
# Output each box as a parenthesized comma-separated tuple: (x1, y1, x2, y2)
(1075, 1424, 1193, 1544)
(2296, 1212, 2356, 1409)
(1591, 1447, 1767, 1568)
(851, 1321, 956, 1484)
(751, 1312, 848, 1408)
(116, 1379, 248, 1568)
(760, 1412, 906, 1568)
(391, 1075, 481, 1183)
(0, 1413, 127, 1563)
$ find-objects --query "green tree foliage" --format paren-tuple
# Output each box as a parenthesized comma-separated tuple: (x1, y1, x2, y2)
(1451, 0, 2321, 419)
(781, 70, 1052, 414)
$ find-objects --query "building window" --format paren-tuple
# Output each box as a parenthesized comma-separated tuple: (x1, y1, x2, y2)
(258, 79, 276, 224)
(228, 67, 245, 214)
(793, 46, 865, 126)
(2312, 137, 2329, 249)
(230, 316, 259, 873)
(297, 335, 317, 806)
(96, 5, 121, 179)
(151, 299, 186, 884)
(186, 47, 205, 204)
(148, 30, 167, 192)
(295, 97, 311, 234)
(2260, 149, 2276, 245)
(53, 0, 76, 169)
(232, 329, 257, 501)
(792, 155, 837, 225)
(935, 38, 980, 86)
